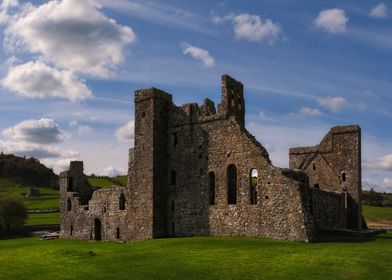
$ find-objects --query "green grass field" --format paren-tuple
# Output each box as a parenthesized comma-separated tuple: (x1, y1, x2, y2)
(362, 205, 392, 221)
(26, 212, 60, 225)
(0, 178, 59, 210)
(88, 176, 127, 188)
(0, 234, 391, 280)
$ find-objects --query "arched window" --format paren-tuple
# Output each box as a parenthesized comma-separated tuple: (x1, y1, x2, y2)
(208, 171, 215, 205)
(227, 164, 237, 204)
(314, 184, 320, 189)
(250, 169, 258, 204)
(119, 193, 126, 210)
(67, 198, 72, 212)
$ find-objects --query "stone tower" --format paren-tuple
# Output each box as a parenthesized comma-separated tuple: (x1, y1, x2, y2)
(218, 75, 245, 126)
(128, 88, 172, 240)
(289, 126, 362, 229)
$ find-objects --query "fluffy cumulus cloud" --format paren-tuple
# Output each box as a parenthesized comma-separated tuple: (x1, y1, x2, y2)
(2, 61, 92, 102)
(2, 118, 69, 144)
(115, 120, 134, 143)
(317, 96, 347, 112)
(0, 118, 78, 173)
(214, 13, 280, 43)
(299, 107, 322, 117)
(370, 3, 388, 19)
(365, 154, 392, 171)
(181, 43, 215, 67)
(3, 0, 135, 77)
(314, 9, 348, 33)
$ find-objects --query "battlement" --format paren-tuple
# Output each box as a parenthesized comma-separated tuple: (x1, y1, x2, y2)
(134, 87, 173, 103)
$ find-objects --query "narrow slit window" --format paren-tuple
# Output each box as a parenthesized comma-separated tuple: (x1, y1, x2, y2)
(171, 170, 176, 185)
(313, 163, 316, 171)
(67, 198, 72, 212)
(172, 132, 178, 147)
(227, 164, 237, 204)
(119, 193, 126, 210)
(342, 172, 347, 182)
(68, 177, 73, 192)
(250, 169, 258, 204)
(208, 171, 215, 205)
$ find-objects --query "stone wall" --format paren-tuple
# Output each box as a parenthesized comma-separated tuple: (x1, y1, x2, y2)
(311, 188, 347, 231)
(289, 126, 362, 229)
(60, 74, 362, 243)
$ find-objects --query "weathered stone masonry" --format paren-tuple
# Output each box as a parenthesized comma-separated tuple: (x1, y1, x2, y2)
(60, 74, 363, 242)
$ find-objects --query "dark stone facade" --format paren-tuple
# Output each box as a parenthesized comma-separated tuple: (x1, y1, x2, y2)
(60, 74, 363, 242)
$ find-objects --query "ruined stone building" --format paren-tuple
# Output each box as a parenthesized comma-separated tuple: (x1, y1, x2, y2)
(60, 75, 363, 242)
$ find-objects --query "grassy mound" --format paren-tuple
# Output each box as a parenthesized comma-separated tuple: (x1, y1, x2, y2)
(0, 234, 391, 280)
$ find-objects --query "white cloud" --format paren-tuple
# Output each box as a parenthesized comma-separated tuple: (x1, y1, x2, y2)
(4, 0, 135, 77)
(100, 0, 210, 34)
(0, 0, 18, 10)
(115, 120, 134, 143)
(317, 96, 347, 112)
(77, 125, 92, 135)
(370, 3, 388, 19)
(181, 43, 215, 67)
(259, 111, 273, 121)
(383, 178, 392, 187)
(314, 9, 348, 33)
(2, 118, 69, 144)
(214, 13, 280, 43)
(299, 107, 323, 117)
(2, 61, 92, 102)
(101, 165, 125, 177)
(365, 154, 392, 171)
(69, 120, 78, 127)
(0, 140, 77, 159)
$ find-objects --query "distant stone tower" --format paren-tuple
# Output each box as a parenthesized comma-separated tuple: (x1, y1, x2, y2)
(289, 126, 362, 229)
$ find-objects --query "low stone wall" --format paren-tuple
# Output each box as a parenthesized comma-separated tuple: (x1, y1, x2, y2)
(311, 188, 346, 230)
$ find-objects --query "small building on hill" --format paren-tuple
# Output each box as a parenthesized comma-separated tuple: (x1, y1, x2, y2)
(60, 75, 363, 242)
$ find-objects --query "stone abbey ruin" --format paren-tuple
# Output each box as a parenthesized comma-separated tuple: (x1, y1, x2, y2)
(60, 74, 363, 242)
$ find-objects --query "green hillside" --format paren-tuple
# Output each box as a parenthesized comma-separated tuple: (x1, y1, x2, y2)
(0, 154, 58, 189)
(362, 205, 392, 221)
(0, 178, 59, 210)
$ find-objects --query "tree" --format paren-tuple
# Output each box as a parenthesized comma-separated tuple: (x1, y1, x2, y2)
(0, 197, 27, 229)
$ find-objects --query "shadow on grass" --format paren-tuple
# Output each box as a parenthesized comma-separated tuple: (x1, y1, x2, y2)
(0, 224, 59, 240)
(315, 234, 376, 243)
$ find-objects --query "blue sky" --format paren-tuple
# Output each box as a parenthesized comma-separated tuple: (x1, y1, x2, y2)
(0, 0, 391, 191)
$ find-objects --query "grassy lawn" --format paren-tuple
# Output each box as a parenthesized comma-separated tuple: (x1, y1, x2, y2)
(26, 212, 60, 225)
(0, 178, 59, 210)
(0, 234, 391, 280)
(363, 205, 392, 221)
(88, 176, 127, 188)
